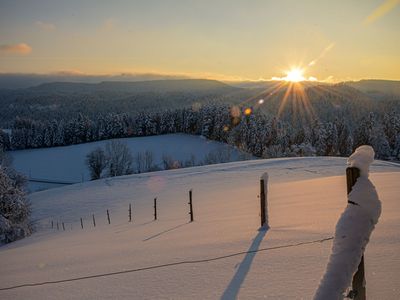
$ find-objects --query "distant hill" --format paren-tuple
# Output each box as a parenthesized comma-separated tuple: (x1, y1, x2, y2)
(345, 79, 400, 98)
(0, 73, 191, 89)
(0, 79, 254, 126)
(233, 82, 378, 124)
(30, 79, 236, 95)
(1, 77, 399, 127)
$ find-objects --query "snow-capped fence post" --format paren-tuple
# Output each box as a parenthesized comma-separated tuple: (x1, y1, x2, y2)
(129, 203, 132, 222)
(259, 173, 269, 228)
(107, 209, 111, 224)
(92, 214, 96, 227)
(80, 218, 84, 229)
(189, 189, 194, 222)
(314, 145, 381, 300)
(346, 166, 366, 300)
(154, 198, 157, 220)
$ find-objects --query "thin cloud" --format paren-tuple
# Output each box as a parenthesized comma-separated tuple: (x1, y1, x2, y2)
(0, 43, 32, 55)
(53, 69, 86, 76)
(364, 0, 399, 25)
(35, 21, 56, 31)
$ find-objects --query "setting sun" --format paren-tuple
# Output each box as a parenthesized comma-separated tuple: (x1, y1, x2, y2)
(284, 68, 305, 82)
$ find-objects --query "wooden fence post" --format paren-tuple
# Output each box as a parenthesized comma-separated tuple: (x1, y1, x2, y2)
(189, 189, 194, 222)
(259, 173, 270, 229)
(92, 214, 96, 227)
(129, 203, 132, 222)
(57, 221, 59, 231)
(346, 167, 366, 300)
(154, 198, 157, 220)
(51, 220, 54, 229)
(62, 222, 65, 231)
(80, 218, 84, 229)
(260, 179, 266, 227)
(107, 209, 111, 224)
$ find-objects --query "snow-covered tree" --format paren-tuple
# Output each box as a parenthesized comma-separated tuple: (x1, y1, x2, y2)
(0, 165, 31, 244)
(393, 134, 400, 160)
(335, 119, 353, 156)
(0, 130, 11, 151)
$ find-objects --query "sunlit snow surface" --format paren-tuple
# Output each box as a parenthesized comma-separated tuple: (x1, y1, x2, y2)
(0, 157, 399, 299)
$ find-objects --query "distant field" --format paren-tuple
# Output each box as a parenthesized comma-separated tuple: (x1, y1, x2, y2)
(9, 133, 250, 192)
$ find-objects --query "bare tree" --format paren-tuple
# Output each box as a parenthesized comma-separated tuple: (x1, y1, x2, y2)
(105, 140, 133, 177)
(85, 147, 107, 180)
(144, 150, 154, 172)
(184, 154, 196, 167)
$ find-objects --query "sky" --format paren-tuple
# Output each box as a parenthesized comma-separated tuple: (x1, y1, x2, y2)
(0, 0, 399, 82)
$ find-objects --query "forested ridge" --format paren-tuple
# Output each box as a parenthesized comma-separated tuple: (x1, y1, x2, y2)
(1, 80, 400, 161)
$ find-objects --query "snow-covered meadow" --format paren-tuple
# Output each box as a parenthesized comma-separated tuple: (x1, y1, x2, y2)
(1, 156, 399, 299)
(9, 134, 250, 192)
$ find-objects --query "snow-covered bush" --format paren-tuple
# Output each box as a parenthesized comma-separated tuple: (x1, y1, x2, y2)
(162, 154, 181, 170)
(314, 145, 381, 300)
(0, 166, 31, 244)
(288, 143, 316, 157)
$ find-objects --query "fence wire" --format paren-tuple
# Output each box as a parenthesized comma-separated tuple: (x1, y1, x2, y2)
(0, 236, 333, 292)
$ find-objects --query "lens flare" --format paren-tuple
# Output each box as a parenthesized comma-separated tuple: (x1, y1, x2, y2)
(244, 107, 252, 116)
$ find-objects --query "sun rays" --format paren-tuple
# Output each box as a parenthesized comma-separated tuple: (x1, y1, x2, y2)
(283, 68, 306, 82)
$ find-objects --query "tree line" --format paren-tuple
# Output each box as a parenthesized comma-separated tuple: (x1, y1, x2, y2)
(1, 104, 400, 161)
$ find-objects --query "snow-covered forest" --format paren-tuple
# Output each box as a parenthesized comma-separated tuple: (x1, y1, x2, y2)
(2, 103, 400, 161)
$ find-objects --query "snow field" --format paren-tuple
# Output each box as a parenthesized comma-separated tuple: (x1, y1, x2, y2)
(9, 133, 250, 192)
(0, 157, 399, 299)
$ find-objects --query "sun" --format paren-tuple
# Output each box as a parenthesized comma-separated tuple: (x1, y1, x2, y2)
(284, 68, 305, 82)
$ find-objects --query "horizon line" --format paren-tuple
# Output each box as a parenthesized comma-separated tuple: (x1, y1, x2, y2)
(0, 71, 400, 84)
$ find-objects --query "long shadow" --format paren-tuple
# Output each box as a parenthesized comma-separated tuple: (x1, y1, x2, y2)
(221, 228, 268, 300)
(142, 222, 189, 242)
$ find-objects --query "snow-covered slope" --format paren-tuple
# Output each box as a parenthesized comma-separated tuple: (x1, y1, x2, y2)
(0, 157, 399, 299)
(9, 133, 249, 192)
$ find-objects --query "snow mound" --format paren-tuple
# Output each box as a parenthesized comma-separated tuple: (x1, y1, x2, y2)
(347, 145, 375, 177)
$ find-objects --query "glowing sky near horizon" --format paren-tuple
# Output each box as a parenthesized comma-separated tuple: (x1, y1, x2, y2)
(0, 0, 399, 81)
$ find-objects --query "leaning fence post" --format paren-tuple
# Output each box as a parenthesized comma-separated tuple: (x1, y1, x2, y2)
(154, 198, 157, 220)
(92, 214, 96, 227)
(129, 203, 132, 222)
(346, 167, 366, 300)
(107, 209, 111, 224)
(260, 173, 269, 228)
(189, 189, 194, 222)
